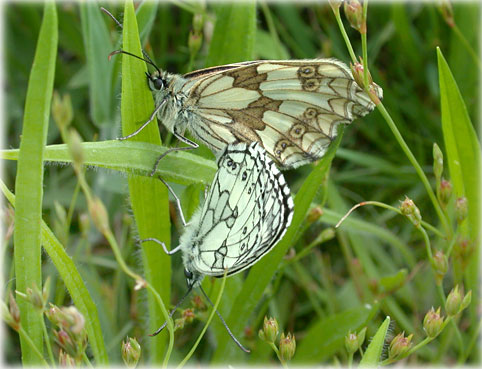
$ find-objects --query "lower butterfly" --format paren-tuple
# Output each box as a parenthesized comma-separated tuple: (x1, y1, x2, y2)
(144, 142, 294, 352)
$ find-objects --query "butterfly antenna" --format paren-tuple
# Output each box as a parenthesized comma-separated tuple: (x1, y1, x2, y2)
(150, 286, 193, 336)
(100, 7, 123, 29)
(108, 49, 162, 75)
(199, 286, 250, 353)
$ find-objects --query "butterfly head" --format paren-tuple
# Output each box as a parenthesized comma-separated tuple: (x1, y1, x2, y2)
(146, 71, 168, 92)
(184, 268, 203, 289)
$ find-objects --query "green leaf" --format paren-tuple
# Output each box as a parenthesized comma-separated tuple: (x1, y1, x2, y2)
(211, 129, 346, 363)
(1, 141, 217, 186)
(294, 305, 377, 363)
(79, 2, 114, 126)
(205, 1, 256, 67)
(13, 2, 57, 363)
(360, 316, 391, 366)
(437, 47, 480, 299)
(2, 181, 109, 364)
(121, 0, 171, 363)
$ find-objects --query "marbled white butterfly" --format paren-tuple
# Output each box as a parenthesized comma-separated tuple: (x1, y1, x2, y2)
(144, 142, 293, 350)
(119, 57, 383, 169)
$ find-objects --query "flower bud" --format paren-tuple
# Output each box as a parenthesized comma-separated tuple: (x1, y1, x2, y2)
(88, 197, 110, 234)
(8, 292, 21, 330)
(52, 91, 73, 132)
(122, 337, 141, 368)
(188, 31, 203, 57)
(345, 327, 366, 354)
(46, 304, 63, 326)
(423, 307, 444, 338)
(307, 207, 323, 223)
(67, 129, 84, 173)
(182, 308, 195, 324)
(26, 286, 44, 310)
(191, 295, 206, 310)
(54, 329, 77, 356)
(62, 306, 85, 334)
(446, 285, 462, 316)
(400, 197, 422, 228)
(344, 0, 365, 33)
(433, 143, 444, 182)
(59, 350, 76, 366)
(192, 13, 204, 33)
(279, 332, 296, 362)
(455, 197, 468, 224)
(388, 331, 413, 359)
(350, 59, 373, 90)
(345, 331, 358, 354)
(259, 316, 279, 343)
(433, 250, 448, 285)
(438, 179, 452, 208)
(438, 0, 455, 28)
(328, 0, 342, 13)
(460, 290, 472, 311)
(79, 213, 90, 237)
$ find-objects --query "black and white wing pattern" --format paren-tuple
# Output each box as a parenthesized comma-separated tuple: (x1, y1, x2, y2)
(179, 142, 294, 286)
(180, 59, 383, 168)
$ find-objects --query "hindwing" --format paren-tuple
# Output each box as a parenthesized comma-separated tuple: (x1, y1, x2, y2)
(186, 142, 293, 277)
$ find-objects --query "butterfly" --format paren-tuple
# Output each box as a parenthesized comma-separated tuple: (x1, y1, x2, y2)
(144, 141, 294, 350)
(118, 56, 383, 169)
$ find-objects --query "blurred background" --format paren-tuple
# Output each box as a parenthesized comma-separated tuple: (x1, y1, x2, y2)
(3, 1, 480, 365)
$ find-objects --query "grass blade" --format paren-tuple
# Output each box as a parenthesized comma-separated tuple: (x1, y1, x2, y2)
(12, 2, 57, 363)
(437, 47, 480, 317)
(205, 0, 256, 67)
(1, 181, 109, 364)
(359, 316, 391, 366)
(79, 2, 114, 127)
(294, 305, 377, 363)
(1, 141, 217, 186)
(121, 0, 172, 363)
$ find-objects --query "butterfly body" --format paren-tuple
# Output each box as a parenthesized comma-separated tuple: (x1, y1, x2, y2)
(177, 142, 294, 288)
(147, 59, 383, 169)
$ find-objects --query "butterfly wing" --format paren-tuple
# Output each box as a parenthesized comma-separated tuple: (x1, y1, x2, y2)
(182, 59, 383, 168)
(182, 142, 293, 278)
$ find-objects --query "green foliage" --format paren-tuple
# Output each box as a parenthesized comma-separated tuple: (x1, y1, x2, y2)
(2, 0, 480, 366)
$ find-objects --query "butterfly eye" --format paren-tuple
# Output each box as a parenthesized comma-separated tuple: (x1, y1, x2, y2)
(184, 269, 193, 279)
(153, 77, 165, 90)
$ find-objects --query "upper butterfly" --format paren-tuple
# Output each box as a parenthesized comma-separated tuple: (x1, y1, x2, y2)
(122, 58, 383, 169)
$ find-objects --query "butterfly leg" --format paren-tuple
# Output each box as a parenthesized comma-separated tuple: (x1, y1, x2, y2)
(155, 176, 189, 227)
(117, 100, 167, 141)
(141, 238, 182, 255)
(149, 130, 199, 176)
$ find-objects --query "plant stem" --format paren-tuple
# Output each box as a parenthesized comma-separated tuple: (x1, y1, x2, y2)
(332, 7, 357, 63)
(269, 342, 288, 368)
(451, 24, 481, 70)
(376, 103, 452, 237)
(176, 272, 228, 368)
(18, 326, 50, 366)
(41, 316, 55, 365)
(361, 0, 369, 89)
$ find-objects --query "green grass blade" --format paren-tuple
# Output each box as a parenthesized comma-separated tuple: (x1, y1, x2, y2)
(294, 305, 377, 363)
(121, 0, 171, 363)
(1, 141, 217, 186)
(211, 129, 346, 363)
(1, 181, 109, 364)
(437, 47, 480, 318)
(12, 2, 57, 363)
(79, 2, 114, 126)
(205, 0, 256, 67)
(359, 316, 391, 366)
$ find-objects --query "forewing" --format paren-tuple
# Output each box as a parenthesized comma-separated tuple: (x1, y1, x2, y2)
(192, 142, 293, 277)
(184, 59, 383, 168)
